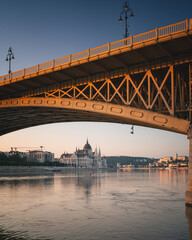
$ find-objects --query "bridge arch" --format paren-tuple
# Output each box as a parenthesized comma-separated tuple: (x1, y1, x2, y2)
(0, 97, 189, 136)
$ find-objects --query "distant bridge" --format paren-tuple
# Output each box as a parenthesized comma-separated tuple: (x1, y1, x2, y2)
(0, 18, 192, 136)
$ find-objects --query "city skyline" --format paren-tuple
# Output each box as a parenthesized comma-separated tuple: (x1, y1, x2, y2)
(0, 0, 192, 158)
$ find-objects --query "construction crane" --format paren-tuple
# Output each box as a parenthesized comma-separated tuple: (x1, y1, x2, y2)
(10, 146, 45, 152)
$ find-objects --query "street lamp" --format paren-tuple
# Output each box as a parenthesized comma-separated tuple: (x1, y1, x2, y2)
(6, 47, 15, 74)
(131, 125, 134, 134)
(118, 0, 134, 39)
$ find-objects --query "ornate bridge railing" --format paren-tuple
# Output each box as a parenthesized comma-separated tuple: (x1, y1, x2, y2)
(0, 19, 191, 83)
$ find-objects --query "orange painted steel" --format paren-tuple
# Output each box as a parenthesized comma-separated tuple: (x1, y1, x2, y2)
(0, 97, 190, 135)
(0, 19, 190, 83)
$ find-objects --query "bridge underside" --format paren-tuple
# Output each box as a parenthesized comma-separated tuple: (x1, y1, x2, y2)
(0, 97, 189, 136)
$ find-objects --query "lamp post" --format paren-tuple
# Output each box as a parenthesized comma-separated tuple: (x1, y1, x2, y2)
(6, 47, 15, 74)
(118, 0, 134, 39)
(131, 125, 134, 134)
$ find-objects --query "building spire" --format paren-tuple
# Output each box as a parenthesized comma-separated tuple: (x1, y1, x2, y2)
(95, 145, 97, 155)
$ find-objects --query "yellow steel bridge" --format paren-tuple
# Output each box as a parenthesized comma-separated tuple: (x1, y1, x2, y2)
(0, 19, 192, 136)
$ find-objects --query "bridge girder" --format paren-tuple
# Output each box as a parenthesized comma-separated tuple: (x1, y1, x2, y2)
(0, 97, 189, 136)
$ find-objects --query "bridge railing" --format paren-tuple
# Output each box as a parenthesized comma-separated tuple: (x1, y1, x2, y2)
(39, 61, 53, 71)
(158, 20, 188, 36)
(110, 38, 131, 50)
(71, 50, 88, 61)
(55, 56, 70, 67)
(0, 18, 191, 83)
(133, 29, 156, 43)
(12, 71, 24, 79)
(90, 44, 109, 56)
(25, 66, 38, 75)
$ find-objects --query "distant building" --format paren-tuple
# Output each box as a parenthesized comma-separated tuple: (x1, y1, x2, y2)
(122, 164, 134, 168)
(5, 150, 27, 158)
(158, 157, 173, 164)
(27, 150, 54, 163)
(156, 154, 188, 168)
(173, 153, 188, 161)
(117, 163, 121, 169)
(60, 139, 107, 168)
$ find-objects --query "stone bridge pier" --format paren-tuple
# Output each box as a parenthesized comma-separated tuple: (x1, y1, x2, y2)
(186, 127, 192, 206)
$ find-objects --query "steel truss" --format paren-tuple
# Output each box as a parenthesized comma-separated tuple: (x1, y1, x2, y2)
(29, 64, 190, 120)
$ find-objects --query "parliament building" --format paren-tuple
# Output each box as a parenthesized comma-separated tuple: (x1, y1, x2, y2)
(60, 139, 107, 169)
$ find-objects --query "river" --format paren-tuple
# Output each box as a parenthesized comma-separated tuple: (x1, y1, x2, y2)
(0, 168, 191, 240)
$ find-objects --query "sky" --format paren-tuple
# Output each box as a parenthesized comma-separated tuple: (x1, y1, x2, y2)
(0, 0, 192, 158)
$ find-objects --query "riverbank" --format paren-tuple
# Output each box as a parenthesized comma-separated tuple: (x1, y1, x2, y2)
(0, 166, 104, 177)
(0, 166, 108, 173)
(0, 166, 57, 171)
(119, 167, 188, 170)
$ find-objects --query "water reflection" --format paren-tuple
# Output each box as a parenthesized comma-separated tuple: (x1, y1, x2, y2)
(0, 174, 55, 196)
(0, 177, 54, 189)
(0, 169, 190, 240)
(118, 168, 188, 187)
(54, 171, 103, 201)
(75, 171, 102, 198)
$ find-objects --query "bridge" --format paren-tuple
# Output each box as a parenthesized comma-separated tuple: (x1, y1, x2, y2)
(1, 19, 192, 205)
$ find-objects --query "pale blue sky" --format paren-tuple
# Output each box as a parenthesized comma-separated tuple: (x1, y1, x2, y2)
(0, 0, 191, 158)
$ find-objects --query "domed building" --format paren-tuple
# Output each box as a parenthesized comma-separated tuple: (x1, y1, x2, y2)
(83, 139, 92, 157)
(60, 139, 107, 168)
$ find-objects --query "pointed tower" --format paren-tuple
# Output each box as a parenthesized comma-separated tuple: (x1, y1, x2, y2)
(95, 146, 98, 156)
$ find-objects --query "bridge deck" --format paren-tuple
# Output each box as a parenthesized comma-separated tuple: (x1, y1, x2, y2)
(0, 19, 192, 100)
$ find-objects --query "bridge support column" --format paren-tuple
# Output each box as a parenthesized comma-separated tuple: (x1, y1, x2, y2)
(186, 127, 192, 206)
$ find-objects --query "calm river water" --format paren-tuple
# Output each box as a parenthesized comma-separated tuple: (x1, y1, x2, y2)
(0, 169, 191, 240)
